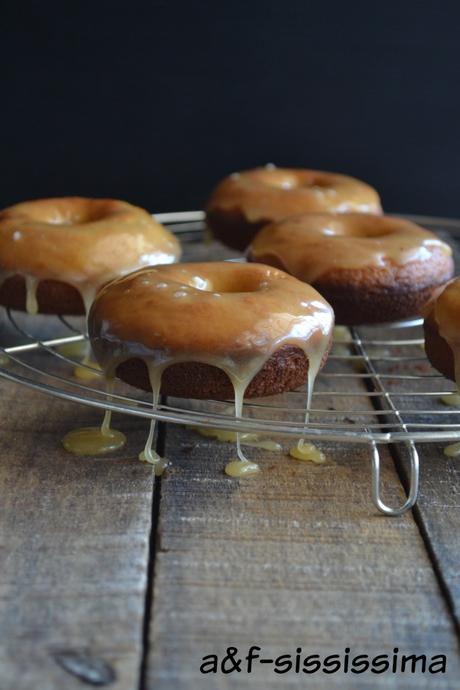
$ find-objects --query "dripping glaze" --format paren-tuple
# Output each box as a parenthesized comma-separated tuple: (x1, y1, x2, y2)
(192, 426, 282, 452)
(138, 365, 169, 476)
(62, 382, 127, 456)
(0, 197, 181, 315)
(55, 338, 102, 381)
(88, 262, 334, 475)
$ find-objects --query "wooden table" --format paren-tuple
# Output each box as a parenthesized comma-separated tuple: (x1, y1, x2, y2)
(1, 237, 460, 689)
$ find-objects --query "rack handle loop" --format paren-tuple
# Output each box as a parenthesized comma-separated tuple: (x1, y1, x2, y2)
(370, 442, 419, 516)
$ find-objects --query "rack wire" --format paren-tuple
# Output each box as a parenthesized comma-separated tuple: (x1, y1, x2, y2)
(1, 211, 459, 516)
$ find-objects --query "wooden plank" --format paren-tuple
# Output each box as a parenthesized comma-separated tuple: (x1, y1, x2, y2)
(356, 225, 460, 636)
(145, 232, 460, 688)
(410, 443, 460, 629)
(1, 230, 459, 690)
(0, 232, 235, 689)
(359, 321, 460, 635)
(146, 350, 460, 688)
(0, 378, 156, 690)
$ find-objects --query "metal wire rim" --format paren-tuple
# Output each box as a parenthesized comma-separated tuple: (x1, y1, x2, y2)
(2, 209, 459, 516)
(0, 211, 458, 448)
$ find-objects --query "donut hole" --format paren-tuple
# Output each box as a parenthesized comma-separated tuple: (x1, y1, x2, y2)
(350, 226, 397, 239)
(24, 200, 120, 226)
(191, 274, 268, 294)
(132, 266, 272, 296)
(320, 223, 396, 239)
(303, 175, 332, 190)
(257, 169, 334, 193)
(177, 268, 270, 295)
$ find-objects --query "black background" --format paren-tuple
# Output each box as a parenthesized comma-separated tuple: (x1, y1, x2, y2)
(1, 1, 459, 216)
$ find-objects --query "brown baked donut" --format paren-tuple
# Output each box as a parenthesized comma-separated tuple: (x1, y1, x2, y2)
(424, 278, 460, 384)
(206, 166, 382, 250)
(88, 262, 334, 400)
(0, 197, 181, 315)
(249, 213, 454, 325)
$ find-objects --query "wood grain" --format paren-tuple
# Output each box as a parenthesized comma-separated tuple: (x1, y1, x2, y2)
(356, 226, 460, 639)
(1, 233, 460, 689)
(146, 349, 460, 688)
(0, 379, 156, 690)
(358, 321, 460, 637)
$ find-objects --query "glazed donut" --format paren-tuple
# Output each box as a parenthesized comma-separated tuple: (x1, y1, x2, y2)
(88, 262, 334, 401)
(249, 213, 454, 325)
(0, 197, 181, 315)
(206, 166, 382, 250)
(424, 278, 460, 385)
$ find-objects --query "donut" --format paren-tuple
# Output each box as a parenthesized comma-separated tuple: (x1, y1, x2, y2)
(88, 262, 334, 403)
(249, 213, 454, 325)
(0, 197, 181, 315)
(424, 278, 460, 385)
(206, 166, 382, 250)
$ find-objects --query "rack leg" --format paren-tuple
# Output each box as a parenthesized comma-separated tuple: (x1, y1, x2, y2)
(370, 442, 419, 516)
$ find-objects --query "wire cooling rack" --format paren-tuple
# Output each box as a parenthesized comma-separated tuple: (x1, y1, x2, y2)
(1, 211, 459, 516)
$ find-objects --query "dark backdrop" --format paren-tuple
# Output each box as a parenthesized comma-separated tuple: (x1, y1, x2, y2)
(1, 1, 460, 216)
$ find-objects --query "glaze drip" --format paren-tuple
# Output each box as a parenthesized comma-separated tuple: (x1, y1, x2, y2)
(62, 424, 126, 456)
(224, 459, 260, 477)
(88, 263, 334, 478)
(441, 392, 460, 408)
(139, 365, 170, 475)
(229, 375, 261, 476)
(192, 427, 282, 452)
(0, 197, 181, 315)
(55, 339, 102, 381)
(62, 381, 126, 456)
(25, 275, 39, 315)
(289, 440, 326, 464)
(444, 443, 460, 457)
(56, 339, 89, 359)
(73, 355, 103, 382)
